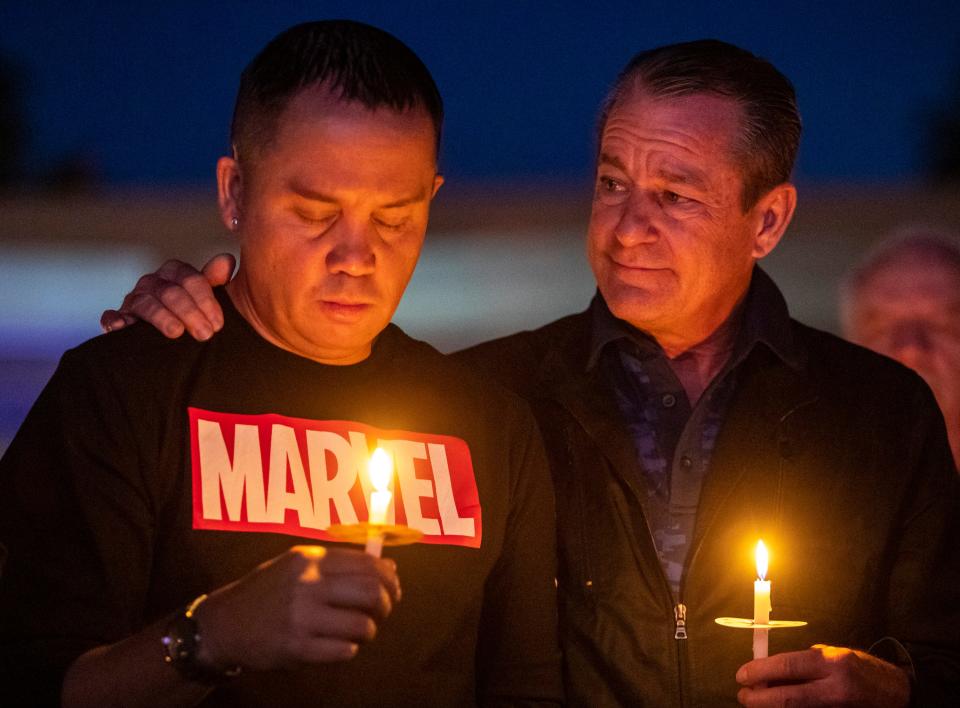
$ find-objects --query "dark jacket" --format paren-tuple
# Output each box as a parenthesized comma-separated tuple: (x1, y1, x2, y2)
(455, 273, 960, 707)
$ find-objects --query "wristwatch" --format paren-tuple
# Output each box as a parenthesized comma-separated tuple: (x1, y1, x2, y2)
(161, 594, 242, 682)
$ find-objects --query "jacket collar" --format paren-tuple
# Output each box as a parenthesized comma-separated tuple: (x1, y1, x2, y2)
(585, 266, 806, 374)
(533, 270, 819, 551)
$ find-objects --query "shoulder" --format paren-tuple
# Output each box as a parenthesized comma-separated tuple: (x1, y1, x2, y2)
(452, 310, 591, 398)
(791, 320, 931, 402)
(389, 325, 539, 423)
(62, 321, 206, 382)
(70, 320, 203, 360)
(787, 321, 948, 461)
(47, 323, 219, 420)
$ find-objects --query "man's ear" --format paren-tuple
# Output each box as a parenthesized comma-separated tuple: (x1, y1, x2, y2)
(751, 182, 797, 260)
(431, 173, 444, 199)
(216, 155, 243, 232)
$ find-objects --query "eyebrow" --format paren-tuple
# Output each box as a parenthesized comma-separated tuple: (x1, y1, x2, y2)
(290, 184, 429, 209)
(655, 167, 709, 192)
(598, 152, 628, 173)
(598, 153, 709, 192)
(290, 186, 338, 204)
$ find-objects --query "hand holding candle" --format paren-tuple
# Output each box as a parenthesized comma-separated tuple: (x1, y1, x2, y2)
(715, 539, 805, 663)
(365, 448, 393, 557)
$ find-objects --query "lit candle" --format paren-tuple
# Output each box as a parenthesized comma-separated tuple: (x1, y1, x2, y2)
(753, 539, 771, 659)
(365, 448, 393, 557)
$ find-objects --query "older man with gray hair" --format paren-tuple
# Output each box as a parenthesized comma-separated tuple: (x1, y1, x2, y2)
(842, 226, 960, 468)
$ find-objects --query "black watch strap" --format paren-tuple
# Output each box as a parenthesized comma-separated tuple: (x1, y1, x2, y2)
(161, 594, 242, 683)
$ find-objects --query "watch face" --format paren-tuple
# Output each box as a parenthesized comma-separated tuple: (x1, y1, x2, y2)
(161, 608, 241, 681)
(162, 613, 200, 669)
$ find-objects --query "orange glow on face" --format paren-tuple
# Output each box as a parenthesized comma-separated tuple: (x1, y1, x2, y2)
(755, 539, 769, 580)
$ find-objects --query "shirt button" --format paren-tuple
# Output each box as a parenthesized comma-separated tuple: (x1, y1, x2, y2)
(662, 393, 677, 408)
(680, 455, 693, 469)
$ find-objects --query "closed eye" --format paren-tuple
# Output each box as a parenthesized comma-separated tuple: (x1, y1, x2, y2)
(374, 217, 408, 231)
(296, 210, 337, 227)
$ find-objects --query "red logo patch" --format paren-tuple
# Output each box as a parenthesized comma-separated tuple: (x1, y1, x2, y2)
(189, 408, 481, 547)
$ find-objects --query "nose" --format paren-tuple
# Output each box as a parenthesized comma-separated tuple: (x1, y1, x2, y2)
(888, 321, 933, 364)
(614, 191, 659, 246)
(326, 217, 376, 276)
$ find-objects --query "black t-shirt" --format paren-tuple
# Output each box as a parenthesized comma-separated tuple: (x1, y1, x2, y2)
(0, 289, 561, 706)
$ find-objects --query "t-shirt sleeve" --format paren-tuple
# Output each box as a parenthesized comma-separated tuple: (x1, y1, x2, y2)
(475, 405, 564, 707)
(0, 347, 156, 701)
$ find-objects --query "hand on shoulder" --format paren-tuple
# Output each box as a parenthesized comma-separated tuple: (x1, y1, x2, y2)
(100, 253, 234, 341)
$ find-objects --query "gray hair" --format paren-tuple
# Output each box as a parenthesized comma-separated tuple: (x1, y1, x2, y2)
(840, 225, 960, 330)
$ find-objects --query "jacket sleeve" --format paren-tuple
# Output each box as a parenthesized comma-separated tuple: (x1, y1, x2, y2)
(883, 381, 960, 704)
(0, 348, 155, 704)
(474, 405, 564, 707)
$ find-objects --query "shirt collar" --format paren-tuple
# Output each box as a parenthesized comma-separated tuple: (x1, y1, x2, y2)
(586, 266, 803, 372)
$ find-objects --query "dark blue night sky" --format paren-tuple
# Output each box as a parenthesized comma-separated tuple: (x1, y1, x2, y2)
(3, 1, 959, 186)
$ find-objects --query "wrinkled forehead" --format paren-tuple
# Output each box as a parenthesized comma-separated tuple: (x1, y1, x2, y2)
(852, 262, 960, 325)
(601, 88, 746, 161)
(861, 254, 960, 298)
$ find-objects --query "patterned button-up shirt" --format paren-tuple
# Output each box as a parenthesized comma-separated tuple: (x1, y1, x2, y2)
(587, 274, 802, 598)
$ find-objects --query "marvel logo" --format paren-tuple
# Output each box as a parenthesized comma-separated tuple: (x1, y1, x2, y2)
(189, 408, 482, 547)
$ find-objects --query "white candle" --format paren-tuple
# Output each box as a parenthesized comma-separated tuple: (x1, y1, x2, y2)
(753, 540, 771, 659)
(365, 448, 393, 557)
(369, 489, 391, 527)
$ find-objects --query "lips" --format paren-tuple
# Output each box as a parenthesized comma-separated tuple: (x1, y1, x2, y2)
(610, 254, 669, 270)
(322, 298, 371, 307)
(318, 299, 373, 321)
(608, 258, 673, 286)
(611, 259, 671, 273)
(614, 263, 668, 271)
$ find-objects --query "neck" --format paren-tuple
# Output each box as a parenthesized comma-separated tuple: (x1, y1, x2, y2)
(226, 276, 372, 366)
(661, 298, 746, 406)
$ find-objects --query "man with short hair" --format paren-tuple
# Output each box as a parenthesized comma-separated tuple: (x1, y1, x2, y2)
(101, 40, 960, 706)
(0, 21, 562, 707)
(841, 227, 960, 468)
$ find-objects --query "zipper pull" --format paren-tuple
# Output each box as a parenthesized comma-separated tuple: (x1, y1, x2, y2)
(674, 603, 688, 640)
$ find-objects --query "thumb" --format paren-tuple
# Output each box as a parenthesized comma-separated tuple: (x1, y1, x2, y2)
(201, 253, 237, 286)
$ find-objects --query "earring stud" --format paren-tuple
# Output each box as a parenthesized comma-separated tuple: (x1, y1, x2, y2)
(231, 216, 239, 229)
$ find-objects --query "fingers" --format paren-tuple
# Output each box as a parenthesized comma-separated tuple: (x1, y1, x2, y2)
(283, 546, 400, 663)
(737, 649, 830, 687)
(150, 260, 224, 338)
(737, 681, 832, 707)
(201, 545, 402, 671)
(201, 252, 237, 287)
(100, 309, 138, 333)
(735, 646, 910, 707)
(313, 573, 395, 621)
(294, 545, 401, 604)
(299, 604, 380, 643)
(100, 257, 231, 340)
(289, 636, 360, 664)
(124, 285, 189, 339)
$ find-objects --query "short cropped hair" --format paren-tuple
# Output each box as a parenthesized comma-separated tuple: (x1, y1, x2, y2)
(230, 20, 443, 165)
(598, 39, 801, 210)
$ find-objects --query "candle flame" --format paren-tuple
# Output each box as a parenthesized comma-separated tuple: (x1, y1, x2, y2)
(755, 539, 769, 581)
(369, 448, 393, 492)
